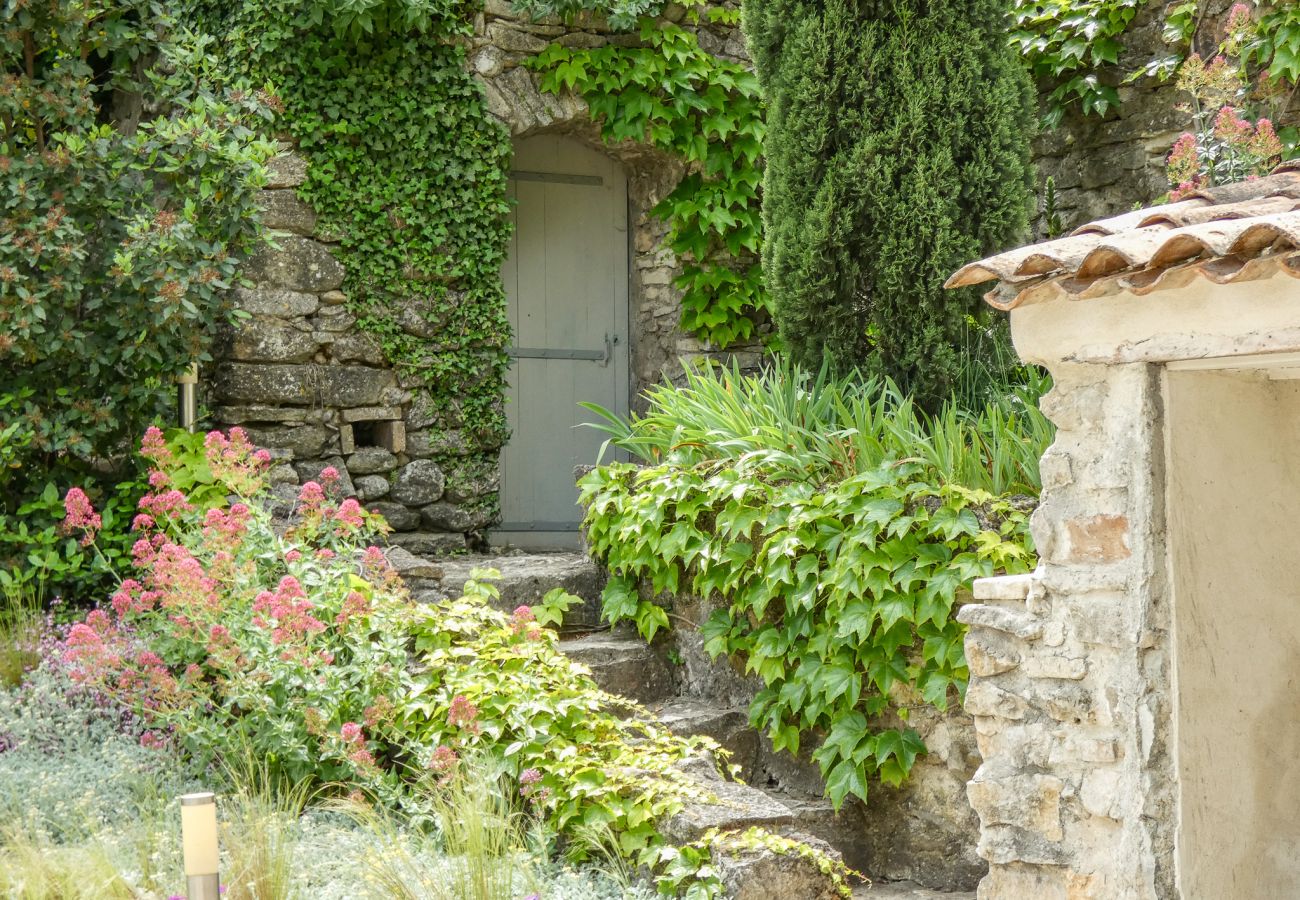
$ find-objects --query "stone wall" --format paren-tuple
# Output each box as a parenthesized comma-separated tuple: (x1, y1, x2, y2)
(1034, 0, 1300, 236)
(959, 365, 1175, 899)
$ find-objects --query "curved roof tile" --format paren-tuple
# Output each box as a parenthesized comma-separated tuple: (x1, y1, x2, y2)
(947, 164, 1300, 309)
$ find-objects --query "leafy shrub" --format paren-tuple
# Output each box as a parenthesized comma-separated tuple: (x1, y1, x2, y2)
(579, 363, 1045, 808)
(0, 3, 272, 497)
(585, 360, 1052, 496)
(57, 427, 848, 895)
(746, 0, 1035, 407)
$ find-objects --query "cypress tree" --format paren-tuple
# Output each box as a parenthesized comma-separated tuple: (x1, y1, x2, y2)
(745, 0, 1034, 406)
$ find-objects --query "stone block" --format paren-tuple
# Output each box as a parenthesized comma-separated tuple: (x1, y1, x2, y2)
(976, 863, 1073, 900)
(419, 501, 493, 532)
(1080, 768, 1123, 819)
(1063, 515, 1131, 563)
(406, 428, 472, 458)
(391, 459, 446, 505)
(374, 420, 406, 454)
(966, 635, 1022, 677)
(225, 318, 319, 364)
(341, 406, 402, 423)
(487, 22, 549, 52)
(384, 546, 442, 579)
(257, 190, 317, 235)
(442, 459, 498, 504)
(387, 531, 467, 555)
(314, 307, 357, 332)
(244, 424, 331, 459)
(965, 682, 1028, 720)
(972, 574, 1033, 602)
(320, 290, 348, 306)
(714, 833, 844, 900)
(367, 501, 421, 531)
(957, 604, 1044, 641)
(213, 363, 393, 408)
(1024, 654, 1087, 681)
(215, 404, 312, 425)
(347, 447, 398, 475)
(339, 423, 355, 455)
(331, 332, 387, 366)
(246, 235, 345, 293)
(266, 463, 300, 486)
(976, 825, 1069, 866)
(231, 287, 319, 318)
(353, 475, 390, 502)
(265, 153, 308, 189)
(968, 774, 1064, 842)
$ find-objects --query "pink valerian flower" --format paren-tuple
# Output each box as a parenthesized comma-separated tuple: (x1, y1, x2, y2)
(333, 498, 365, 530)
(447, 695, 481, 733)
(284, 549, 303, 563)
(348, 747, 377, 771)
(340, 722, 364, 744)
(150, 542, 220, 617)
(132, 513, 155, 532)
(363, 695, 393, 728)
(111, 579, 155, 617)
(508, 605, 543, 641)
(298, 481, 326, 511)
(202, 427, 270, 495)
(139, 731, 167, 750)
(61, 487, 101, 545)
(304, 707, 326, 736)
(138, 488, 191, 519)
(316, 548, 336, 560)
(1227, 2, 1251, 32)
(140, 426, 173, 466)
(320, 466, 341, 490)
(261, 576, 326, 645)
(1252, 117, 1283, 160)
(148, 469, 170, 489)
(336, 590, 370, 626)
(427, 745, 458, 779)
(360, 545, 404, 593)
(519, 767, 544, 800)
(1213, 105, 1254, 145)
(1167, 132, 1199, 189)
(86, 609, 112, 634)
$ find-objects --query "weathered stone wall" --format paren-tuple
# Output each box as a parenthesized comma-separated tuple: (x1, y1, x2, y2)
(210, 152, 499, 557)
(1034, 0, 1300, 236)
(960, 365, 1175, 899)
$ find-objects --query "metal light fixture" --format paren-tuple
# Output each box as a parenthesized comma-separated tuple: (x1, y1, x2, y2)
(180, 791, 221, 900)
(178, 362, 199, 433)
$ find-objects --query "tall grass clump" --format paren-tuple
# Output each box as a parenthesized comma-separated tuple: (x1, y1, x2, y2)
(585, 359, 1052, 496)
(0, 584, 41, 688)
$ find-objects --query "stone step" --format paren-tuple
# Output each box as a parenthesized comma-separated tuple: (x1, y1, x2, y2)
(650, 697, 759, 776)
(852, 883, 976, 899)
(413, 551, 606, 628)
(558, 631, 678, 704)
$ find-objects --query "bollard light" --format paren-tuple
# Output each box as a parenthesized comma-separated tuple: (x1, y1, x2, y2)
(180, 792, 221, 900)
(178, 362, 199, 433)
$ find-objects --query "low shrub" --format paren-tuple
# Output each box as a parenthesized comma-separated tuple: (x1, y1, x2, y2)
(580, 362, 1045, 808)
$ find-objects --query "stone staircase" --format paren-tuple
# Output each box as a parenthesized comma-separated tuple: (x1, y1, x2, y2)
(401, 549, 976, 899)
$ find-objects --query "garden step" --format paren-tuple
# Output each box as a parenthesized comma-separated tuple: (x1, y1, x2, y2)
(852, 883, 976, 899)
(558, 632, 678, 704)
(414, 551, 605, 628)
(651, 698, 760, 776)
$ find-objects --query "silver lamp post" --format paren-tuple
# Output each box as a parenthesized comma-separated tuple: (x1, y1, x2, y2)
(180, 791, 221, 900)
(178, 362, 199, 433)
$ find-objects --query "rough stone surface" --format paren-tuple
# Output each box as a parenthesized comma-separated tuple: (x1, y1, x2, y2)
(244, 424, 331, 460)
(559, 631, 677, 705)
(231, 287, 319, 318)
(353, 474, 391, 502)
(391, 460, 446, 506)
(419, 501, 493, 533)
(294, 457, 354, 498)
(715, 838, 844, 900)
(387, 531, 467, 555)
(246, 236, 345, 293)
(258, 191, 318, 235)
(384, 546, 443, 580)
(346, 447, 398, 476)
(367, 501, 422, 532)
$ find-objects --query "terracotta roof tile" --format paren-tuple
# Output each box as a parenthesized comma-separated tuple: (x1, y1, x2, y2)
(946, 165, 1300, 310)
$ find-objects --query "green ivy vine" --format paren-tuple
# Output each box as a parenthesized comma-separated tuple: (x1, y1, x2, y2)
(580, 461, 1035, 810)
(192, 0, 514, 448)
(532, 17, 770, 349)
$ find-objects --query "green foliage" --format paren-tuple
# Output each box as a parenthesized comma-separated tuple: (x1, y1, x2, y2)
(581, 461, 1035, 809)
(0, 2, 272, 498)
(586, 361, 1052, 496)
(193, 0, 514, 449)
(1011, 0, 1142, 123)
(1246, 5, 1300, 84)
(579, 363, 1045, 808)
(533, 21, 769, 348)
(747, 0, 1035, 408)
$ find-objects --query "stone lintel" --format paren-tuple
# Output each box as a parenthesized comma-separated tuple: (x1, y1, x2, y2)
(973, 573, 1033, 602)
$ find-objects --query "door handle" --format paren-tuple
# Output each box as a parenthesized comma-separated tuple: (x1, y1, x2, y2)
(506, 333, 620, 365)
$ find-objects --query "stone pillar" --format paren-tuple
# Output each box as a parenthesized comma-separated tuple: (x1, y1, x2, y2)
(961, 363, 1175, 900)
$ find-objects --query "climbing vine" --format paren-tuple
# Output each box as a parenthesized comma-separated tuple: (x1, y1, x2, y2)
(192, 0, 514, 447)
(532, 18, 770, 349)
(580, 462, 1035, 810)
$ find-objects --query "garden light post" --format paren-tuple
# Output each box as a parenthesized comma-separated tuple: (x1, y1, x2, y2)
(180, 791, 221, 900)
(178, 362, 199, 433)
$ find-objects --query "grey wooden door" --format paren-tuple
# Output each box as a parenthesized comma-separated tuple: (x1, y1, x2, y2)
(497, 135, 629, 548)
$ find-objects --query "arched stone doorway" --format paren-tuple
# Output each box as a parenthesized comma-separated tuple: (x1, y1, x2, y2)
(496, 134, 630, 547)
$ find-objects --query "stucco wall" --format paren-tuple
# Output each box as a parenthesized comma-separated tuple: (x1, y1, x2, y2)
(1165, 370, 1300, 899)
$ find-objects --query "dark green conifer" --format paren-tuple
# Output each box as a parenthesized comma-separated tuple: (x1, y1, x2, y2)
(745, 0, 1035, 406)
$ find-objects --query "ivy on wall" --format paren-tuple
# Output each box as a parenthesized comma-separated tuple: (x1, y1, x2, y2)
(532, 17, 770, 349)
(193, 0, 514, 448)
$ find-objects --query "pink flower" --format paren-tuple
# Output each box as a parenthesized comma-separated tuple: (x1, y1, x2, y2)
(320, 466, 340, 484)
(341, 722, 363, 744)
(254, 449, 271, 465)
(348, 747, 377, 770)
(132, 513, 155, 531)
(298, 481, 325, 507)
(334, 498, 365, 529)
(285, 549, 302, 563)
(428, 745, 458, 777)
(519, 768, 543, 798)
(1213, 105, 1253, 144)
(62, 487, 101, 544)
(316, 548, 336, 560)
(1227, 2, 1252, 33)
(148, 469, 170, 489)
(448, 695, 480, 732)
(140, 731, 167, 750)
(140, 426, 171, 462)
